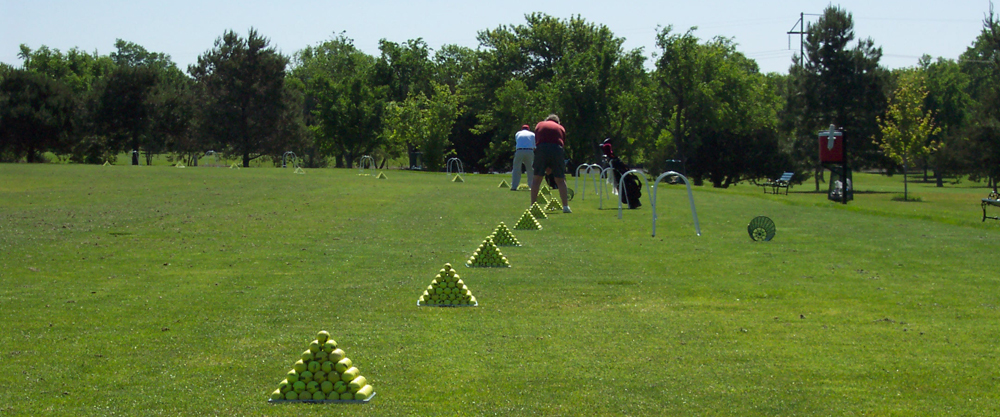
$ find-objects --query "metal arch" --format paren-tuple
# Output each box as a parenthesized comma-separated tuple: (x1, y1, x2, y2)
(283, 151, 298, 169)
(575, 164, 588, 197)
(205, 150, 219, 167)
(358, 155, 375, 176)
(651, 171, 701, 237)
(599, 167, 615, 209)
(617, 169, 653, 219)
(575, 164, 602, 201)
(446, 158, 464, 175)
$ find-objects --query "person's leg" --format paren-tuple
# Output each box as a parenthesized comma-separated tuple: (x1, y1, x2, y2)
(530, 175, 544, 205)
(554, 177, 570, 211)
(547, 146, 570, 212)
(524, 151, 534, 183)
(530, 147, 548, 205)
(510, 151, 531, 190)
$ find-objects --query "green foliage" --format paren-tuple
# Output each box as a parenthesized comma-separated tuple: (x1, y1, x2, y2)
(17, 44, 114, 93)
(189, 29, 304, 167)
(93, 65, 158, 163)
(470, 14, 649, 169)
(959, 5, 1000, 187)
(653, 27, 788, 187)
(876, 71, 942, 200)
(920, 56, 972, 183)
(375, 38, 433, 102)
(11, 4, 1000, 187)
(383, 82, 462, 171)
(293, 34, 386, 168)
(784, 5, 889, 188)
(0, 69, 75, 162)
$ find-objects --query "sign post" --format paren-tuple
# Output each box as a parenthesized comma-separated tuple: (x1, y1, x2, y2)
(819, 124, 850, 204)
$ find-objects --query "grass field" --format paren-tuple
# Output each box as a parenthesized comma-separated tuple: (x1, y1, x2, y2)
(1, 164, 999, 416)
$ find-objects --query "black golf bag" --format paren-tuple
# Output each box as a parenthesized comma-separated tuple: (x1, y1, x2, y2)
(545, 171, 558, 189)
(611, 158, 641, 209)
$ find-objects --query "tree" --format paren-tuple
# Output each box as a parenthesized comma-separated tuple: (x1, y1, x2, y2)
(91, 40, 194, 165)
(189, 29, 303, 167)
(15, 44, 115, 162)
(786, 5, 888, 190)
(293, 34, 386, 168)
(921, 56, 972, 186)
(653, 27, 721, 180)
(653, 27, 788, 186)
(875, 71, 941, 201)
(433, 45, 487, 171)
(149, 74, 198, 165)
(470, 14, 649, 170)
(960, 3, 1000, 188)
(383, 82, 462, 172)
(0, 69, 74, 162)
(94, 65, 158, 164)
(17, 44, 113, 94)
(374, 39, 433, 103)
(110, 39, 176, 73)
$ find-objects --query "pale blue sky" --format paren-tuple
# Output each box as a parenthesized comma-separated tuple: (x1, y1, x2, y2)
(0, 1, 990, 74)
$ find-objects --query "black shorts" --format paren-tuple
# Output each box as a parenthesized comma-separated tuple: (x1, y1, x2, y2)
(532, 143, 565, 178)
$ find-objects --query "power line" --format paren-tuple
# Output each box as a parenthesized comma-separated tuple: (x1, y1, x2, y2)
(855, 17, 980, 24)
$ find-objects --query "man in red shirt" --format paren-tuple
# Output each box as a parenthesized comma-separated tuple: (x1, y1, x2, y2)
(531, 114, 571, 213)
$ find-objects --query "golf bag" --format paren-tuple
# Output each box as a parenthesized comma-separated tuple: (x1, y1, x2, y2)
(611, 158, 642, 209)
(545, 171, 558, 189)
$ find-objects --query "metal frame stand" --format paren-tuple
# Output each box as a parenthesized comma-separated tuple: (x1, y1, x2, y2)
(574, 164, 602, 201)
(447, 158, 464, 176)
(616, 170, 700, 237)
(617, 169, 652, 218)
(598, 167, 615, 209)
(650, 171, 700, 237)
(205, 150, 220, 167)
(283, 151, 297, 169)
(358, 155, 375, 176)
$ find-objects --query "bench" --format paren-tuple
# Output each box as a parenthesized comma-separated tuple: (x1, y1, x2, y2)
(761, 172, 794, 195)
(983, 191, 1000, 221)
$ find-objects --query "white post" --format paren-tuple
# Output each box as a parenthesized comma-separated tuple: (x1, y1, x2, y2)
(599, 167, 615, 209)
(582, 164, 601, 201)
(575, 164, 588, 199)
(651, 171, 700, 237)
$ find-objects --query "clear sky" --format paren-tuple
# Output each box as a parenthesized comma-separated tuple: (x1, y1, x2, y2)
(0, 1, 991, 74)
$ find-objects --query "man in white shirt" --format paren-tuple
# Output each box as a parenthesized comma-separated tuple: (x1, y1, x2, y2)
(511, 125, 535, 190)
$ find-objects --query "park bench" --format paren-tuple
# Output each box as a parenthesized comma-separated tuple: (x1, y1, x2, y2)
(982, 191, 1000, 221)
(761, 172, 794, 195)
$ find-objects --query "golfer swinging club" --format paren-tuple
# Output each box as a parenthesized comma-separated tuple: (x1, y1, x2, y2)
(530, 114, 571, 213)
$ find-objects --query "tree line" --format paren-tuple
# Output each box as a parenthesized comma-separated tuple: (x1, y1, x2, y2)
(3, 6, 1000, 188)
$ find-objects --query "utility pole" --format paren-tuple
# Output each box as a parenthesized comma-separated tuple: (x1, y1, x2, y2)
(788, 12, 821, 190)
(787, 13, 806, 68)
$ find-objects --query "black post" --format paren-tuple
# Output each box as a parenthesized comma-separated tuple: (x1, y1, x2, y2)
(841, 126, 848, 204)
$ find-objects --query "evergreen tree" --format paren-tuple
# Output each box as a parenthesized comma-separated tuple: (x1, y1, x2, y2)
(190, 29, 304, 167)
(786, 5, 888, 190)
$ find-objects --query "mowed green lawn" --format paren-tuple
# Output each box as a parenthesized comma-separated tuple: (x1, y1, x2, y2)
(1, 164, 998, 416)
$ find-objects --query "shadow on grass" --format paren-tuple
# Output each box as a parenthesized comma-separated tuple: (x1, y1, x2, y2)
(891, 195, 925, 202)
(789, 190, 895, 195)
